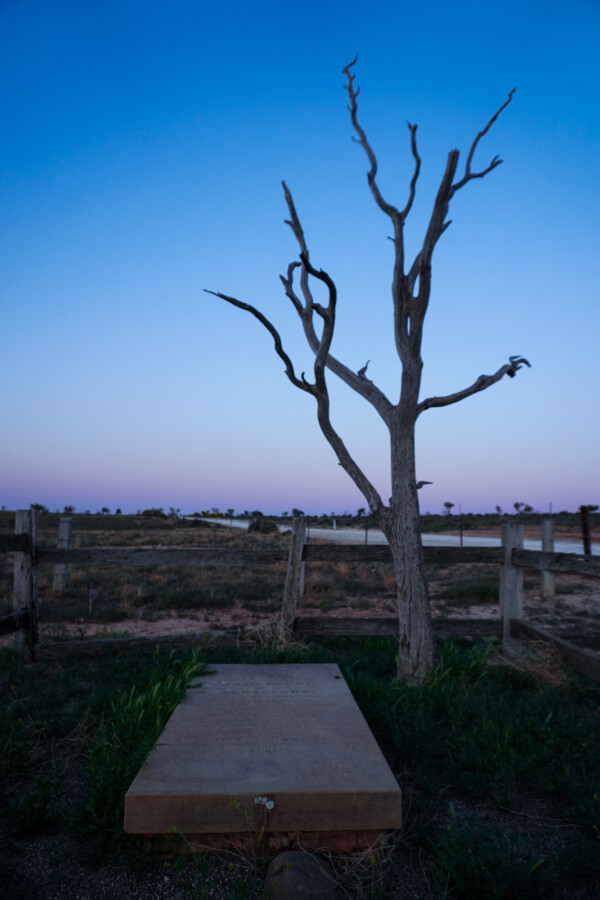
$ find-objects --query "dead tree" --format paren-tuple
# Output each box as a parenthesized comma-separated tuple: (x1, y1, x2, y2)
(207, 58, 530, 682)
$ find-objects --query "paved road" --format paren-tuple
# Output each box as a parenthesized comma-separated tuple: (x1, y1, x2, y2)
(197, 518, 599, 556)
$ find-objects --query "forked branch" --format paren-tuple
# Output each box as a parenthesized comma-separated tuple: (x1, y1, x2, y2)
(409, 87, 516, 345)
(417, 355, 531, 415)
(450, 88, 516, 195)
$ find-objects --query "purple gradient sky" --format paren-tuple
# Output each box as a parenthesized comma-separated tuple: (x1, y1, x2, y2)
(1, 0, 599, 516)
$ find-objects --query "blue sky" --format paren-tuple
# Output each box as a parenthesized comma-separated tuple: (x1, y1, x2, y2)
(1, 0, 599, 515)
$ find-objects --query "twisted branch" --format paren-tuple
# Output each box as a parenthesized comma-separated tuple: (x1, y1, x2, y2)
(280, 182, 394, 424)
(205, 222, 386, 514)
(402, 123, 421, 220)
(204, 290, 314, 395)
(342, 56, 403, 228)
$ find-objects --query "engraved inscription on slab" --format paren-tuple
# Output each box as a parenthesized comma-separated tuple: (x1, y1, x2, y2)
(124, 664, 402, 835)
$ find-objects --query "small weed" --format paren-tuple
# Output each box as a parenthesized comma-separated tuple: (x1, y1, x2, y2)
(231, 795, 275, 862)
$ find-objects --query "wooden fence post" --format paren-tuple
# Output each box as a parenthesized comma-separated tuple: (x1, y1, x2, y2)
(500, 522, 523, 654)
(580, 505, 592, 557)
(52, 516, 72, 595)
(281, 516, 306, 629)
(13, 509, 38, 662)
(541, 518, 555, 600)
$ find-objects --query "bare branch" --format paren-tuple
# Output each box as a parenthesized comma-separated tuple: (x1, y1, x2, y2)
(407, 153, 459, 350)
(281, 182, 320, 317)
(300, 258, 336, 382)
(284, 180, 386, 509)
(280, 262, 303, 315)
(205, 280, 384, 511)
(204, 289, 315, 395)
(280, 184, 394, 424)
(407, 251, 421, 295)
(315, 390, 385, 516)
(451, 88, 516, 195)
(416, 355, 531, 416)
(419, 150, 459, 270)
(402, 123, 421, 220)
(341, 59, 415, 360)
(282, 181, 309, 256)
(341, 58, 403, 229)
(408, 88, 515, 328)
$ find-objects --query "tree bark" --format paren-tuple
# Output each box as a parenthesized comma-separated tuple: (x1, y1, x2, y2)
(382, 398, 433, 681)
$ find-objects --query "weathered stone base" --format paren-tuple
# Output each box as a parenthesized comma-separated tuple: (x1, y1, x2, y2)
(144, 828, 388, 856)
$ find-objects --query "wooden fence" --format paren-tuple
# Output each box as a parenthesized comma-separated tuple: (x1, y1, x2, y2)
(1, 512, 600, 679)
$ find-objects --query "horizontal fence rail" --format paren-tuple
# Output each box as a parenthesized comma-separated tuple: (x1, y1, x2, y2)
(29, 545, 600, 574)
(0, 610, 28, 638)
(36, 547, 288, 567)
(511, 549, 600, 577)
(0, 534, 29, 553)
(293, 616, 501, 639)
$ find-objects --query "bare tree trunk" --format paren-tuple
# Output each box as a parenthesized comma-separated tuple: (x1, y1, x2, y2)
(383, 407, 433, 682)
(387, 518, 433, 682)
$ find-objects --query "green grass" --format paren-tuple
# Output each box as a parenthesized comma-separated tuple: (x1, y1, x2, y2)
(0, 645, 204, 861)
(1, 637, 600, 898)
(78, 650, 204, 849)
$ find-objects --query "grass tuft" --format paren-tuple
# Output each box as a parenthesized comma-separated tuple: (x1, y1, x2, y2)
(77, 649, 204, 851)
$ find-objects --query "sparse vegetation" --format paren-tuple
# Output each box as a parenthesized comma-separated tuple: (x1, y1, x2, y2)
(1, 637, 599, 897)
(1, 509, 600, 895)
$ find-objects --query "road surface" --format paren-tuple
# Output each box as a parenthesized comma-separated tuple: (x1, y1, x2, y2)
(196, 518, 599, 556)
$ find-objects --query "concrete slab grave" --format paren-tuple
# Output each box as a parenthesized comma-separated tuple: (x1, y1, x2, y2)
(124, 663, 402, 852)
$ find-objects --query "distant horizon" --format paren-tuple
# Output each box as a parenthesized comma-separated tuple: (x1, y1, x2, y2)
(2, 500, 593, 518)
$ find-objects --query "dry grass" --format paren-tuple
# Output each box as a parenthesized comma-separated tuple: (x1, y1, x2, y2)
(487, 640, 572, 689)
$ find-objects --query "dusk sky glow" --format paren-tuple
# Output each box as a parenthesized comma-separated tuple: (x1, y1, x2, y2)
(1, 0, 599, 516)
